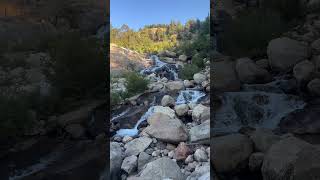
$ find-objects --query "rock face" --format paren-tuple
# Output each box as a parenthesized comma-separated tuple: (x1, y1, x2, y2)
(137, 157, 185, 180)
(192, 104, 210, 122)
(189, 120, 210, 144)
(212, 60, 241, 92)
(124, 137, 152, 156)
(236, 58, 272, 84)
(293, 60, 315, 83)
(145, 113, 188, 143)
(193, 73, 207, 84)
(261, 136, 312, 180)
(267, 37, 310, 71)
(110, 142, 124, 176)
(211, 134, 253, 173)
(161, 95, 175, 107)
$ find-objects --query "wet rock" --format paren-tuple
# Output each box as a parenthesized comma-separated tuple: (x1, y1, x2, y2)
(179, 54, 188, 61)
(136, 157, 184, 180)
(192, 104, 210, 123)
(145, 113, 188, 143)
(124, 137, 152, 156)
(65, 124, 85, 139)
(193, 73, 207, 84)
(138, 151, 152, 171)
(267, 37, 310, 71)
(293, 60, 315, 83)
(236, 57, 272, 84)
(211, 134, 253, 173)
(165, 81, 185, 92)
(308, 78, 320, 96)
(121, 155, 138, 174)
(189, 120, 210, 144)
(174, 142, 192, 161)
(212, 60, 241, 92)
(261, 136, 312, 180)
(174, 104, 189, 116)
(249, 152, 264, 172)
(194, 149, 208, 162)
(110, 142, 124, 176)
(250, 128, 280, 153)
(161, 95, 175, 107)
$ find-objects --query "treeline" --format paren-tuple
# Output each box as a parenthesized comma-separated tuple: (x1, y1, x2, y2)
(110, 17, 210, 54)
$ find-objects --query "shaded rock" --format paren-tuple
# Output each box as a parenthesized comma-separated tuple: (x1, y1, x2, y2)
(65, 124, 85, 139)
(138, 152, 151, 171)
(189, 120, 210, 144)
(256, 59, 269, 69)
(236, 58, 272, 84)
(211, 134, 253, 173)
(161, 95, 175, 107)
(308, 78, 320, 96)
(311, 38, 320, 54)
(250, 128, 280, 153)
(249, 152, 264, 172)
(121, 155, 138, 174)
(261, 136, 312, 180)
(293, 60, 315, 83)
(137, 157, 184, 180)
(124, 137, 152, 156)
(174, 104, 189, 116)
(110, 142, 124, 176)
(267, 37, 310, 71)
(212, 60, 241, 92)
(192, 104, 210, 122)
(293, 146, 320, 180)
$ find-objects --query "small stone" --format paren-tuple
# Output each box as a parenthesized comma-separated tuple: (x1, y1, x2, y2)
(167, 143, 176, 151)
(168, 150, 175, 158)
(174, 142, 192, 161)
(122, 136, 133, 143)
(185, 155, 194, 164)
(152, 150, 161, 157)
(194, 149, 208, 162)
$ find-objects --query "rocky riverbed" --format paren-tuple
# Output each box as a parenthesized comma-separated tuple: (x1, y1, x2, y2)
(109, 51, 211, 180)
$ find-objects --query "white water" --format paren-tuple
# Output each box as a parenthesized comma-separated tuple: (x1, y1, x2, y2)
(176, 90, 206, 105)
(140, 55, 179, 81)
(116, 106, 155, 137)
(213, 92, 305, 134)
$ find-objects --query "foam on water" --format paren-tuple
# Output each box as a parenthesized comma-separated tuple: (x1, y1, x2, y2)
(116, 106, 155, 137)
(176, 90, 206, 105)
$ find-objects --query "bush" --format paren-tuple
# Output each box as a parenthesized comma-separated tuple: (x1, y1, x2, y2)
(111, 92, 122, 107)
(47, 32, 106, 98)
(0, 95, 33, 138)
(191, 53, 205, 68)
(179, 64, 200, 80)
(221, 10, 287, 58)
(123, 72, 149, 98)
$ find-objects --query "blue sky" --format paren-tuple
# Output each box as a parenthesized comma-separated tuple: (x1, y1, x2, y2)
(111, 0, 209, 30)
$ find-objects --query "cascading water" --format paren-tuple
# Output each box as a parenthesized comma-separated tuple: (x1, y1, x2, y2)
(140, 55, 179, 81)
(213, 91, 306, 134)
(176, 90, 206, 105)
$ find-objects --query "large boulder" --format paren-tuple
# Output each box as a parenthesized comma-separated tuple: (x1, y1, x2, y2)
(174, 104, 189, 116)
(261, 136, 312, 180)
(165, 81, 185, 92)
(110, 142, 124, 177)
(212, 60, 241, 92)
(189, 120, 210, 144)
(124, 137, 152, 156)
(250, 128, 281, 153)
(136, 157, 185, 180)
(192, 104, 210, 123)
(267, 37, 310, 71)
(161, 95, 175, 107)
(236, 58, 272, 84)
(193, 73, 207, 84)
(293, 60, 315, 83)
(153, 106, 176, 119)
(211, 134, 253, 173)
(145, 112, 188, 143)
(179, 54, 188, 61)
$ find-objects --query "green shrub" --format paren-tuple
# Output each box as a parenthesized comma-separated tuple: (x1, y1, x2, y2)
(221, 10, 287, 58)
(47, 32, 106, 98)
(111, 92, 122, 106)
(191, 53, 205, 68)
(179, 64, 200, 80)
(123, 72, 149, 98)
(0, 95, 33, 138)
